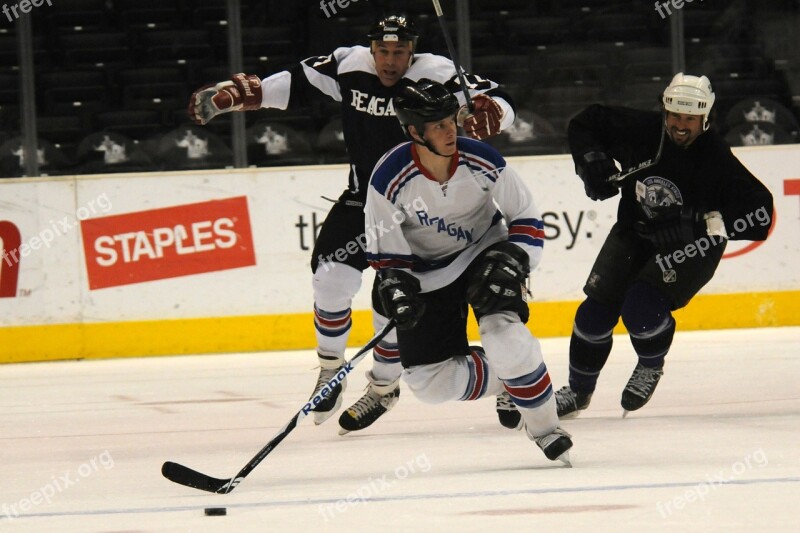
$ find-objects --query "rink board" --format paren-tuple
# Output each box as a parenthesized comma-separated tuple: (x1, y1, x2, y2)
(0, 146, 798, 362)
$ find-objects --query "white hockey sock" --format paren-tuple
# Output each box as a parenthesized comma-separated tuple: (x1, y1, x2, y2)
(480, 311, 559, 436)
(520, 397, 559, 439)
(312, 262, 362, 359)
(504, 367, 558, 438)
(369, 309, 402, 384)
(365, 370, 400, 395)
(402, 348, 503, 404)
(479, 311, 541, 379)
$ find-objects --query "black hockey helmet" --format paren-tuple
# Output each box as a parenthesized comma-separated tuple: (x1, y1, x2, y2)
(394, 79, 459, 140)
(367, 15, 419, 51)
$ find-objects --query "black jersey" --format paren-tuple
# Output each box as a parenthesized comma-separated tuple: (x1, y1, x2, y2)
(265, 46, 512, 200)
(568, 104, 773, 241)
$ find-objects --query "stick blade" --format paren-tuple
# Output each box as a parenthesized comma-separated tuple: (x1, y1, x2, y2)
(162, 461, 232, 494)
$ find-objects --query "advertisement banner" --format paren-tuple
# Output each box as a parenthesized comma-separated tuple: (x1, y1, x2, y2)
(80, 196, 256, 290)
(0, 146, 798, 327)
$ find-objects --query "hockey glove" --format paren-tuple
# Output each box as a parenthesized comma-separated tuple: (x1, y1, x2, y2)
(635, 206, 712, 247)
(377, 269, 425, 331)
(458, 94, 504, 140)
(577, 151, 620, 201)
(188, 73, 263, 125)
(467, 241, 530, 316)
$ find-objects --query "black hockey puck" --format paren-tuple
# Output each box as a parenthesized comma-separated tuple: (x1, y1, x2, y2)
(204, 507, 227, 516)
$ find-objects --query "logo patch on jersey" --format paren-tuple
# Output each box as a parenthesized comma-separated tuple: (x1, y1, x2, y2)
(350, 89, 397, 117)
(415, 210, 473, 243)
(662, 269, 677, 283)
(636, 176, 684, 218)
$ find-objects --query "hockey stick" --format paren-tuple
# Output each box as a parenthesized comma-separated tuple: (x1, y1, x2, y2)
(162, 318, 397, 494)
(608, 124, 666, 184)
(431, 0, 474, 112)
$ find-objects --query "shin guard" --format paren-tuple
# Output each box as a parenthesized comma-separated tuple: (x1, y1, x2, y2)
(568, 297, 620, 393)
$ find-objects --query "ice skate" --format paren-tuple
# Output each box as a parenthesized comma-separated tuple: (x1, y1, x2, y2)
(530, 427, 573, 466)
(554, 385, 593, 419)
(309, 354, 347, 425)
(338, 381, 400, 435)
(496, 391, 523, 430)
(621, 363, 664, 417)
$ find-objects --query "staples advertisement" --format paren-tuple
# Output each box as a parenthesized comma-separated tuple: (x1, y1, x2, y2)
(81, 196, 256, 290)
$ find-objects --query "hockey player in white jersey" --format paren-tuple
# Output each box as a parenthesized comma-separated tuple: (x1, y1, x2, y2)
(187, 15, 517, 434)
(366, 79, 572, 463)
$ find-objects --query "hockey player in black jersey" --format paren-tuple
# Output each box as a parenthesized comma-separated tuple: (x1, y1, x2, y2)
(187, 16, 517, 433)
(555, 73, 774, 418)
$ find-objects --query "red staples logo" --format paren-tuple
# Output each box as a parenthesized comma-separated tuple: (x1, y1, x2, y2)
(0, 221, 22, 297)
(81, 197, 256, 290)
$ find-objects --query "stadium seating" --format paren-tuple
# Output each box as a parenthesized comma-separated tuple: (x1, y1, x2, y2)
(246, 120, 316, 167)
(155, 124, 233, 170)
(76, 131, 155, 174)
(0, 136, 72, 177)
(315, 116, 348, 164)
(2, 0, 796, 172)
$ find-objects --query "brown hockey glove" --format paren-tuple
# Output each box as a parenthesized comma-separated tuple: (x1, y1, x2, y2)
(188, 73, 263, 125)
(458, 94, 504, 140)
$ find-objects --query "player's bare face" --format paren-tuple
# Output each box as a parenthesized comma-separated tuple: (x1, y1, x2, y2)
(665, 112, 703, 147)
(422, 116, 458, 156)
(372, 41, 412, 87)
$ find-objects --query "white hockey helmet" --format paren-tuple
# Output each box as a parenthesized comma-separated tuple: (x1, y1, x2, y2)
(662, 73, 716, 130)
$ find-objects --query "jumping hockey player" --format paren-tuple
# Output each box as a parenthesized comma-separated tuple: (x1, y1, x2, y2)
(366, 79, 573, 464)
(187, 16, 517, 434)
(555, 73, 774, 418)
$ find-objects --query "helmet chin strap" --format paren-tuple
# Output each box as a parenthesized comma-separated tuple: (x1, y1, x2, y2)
(422, 138, 449, 158)
(409, 128, 449, 158)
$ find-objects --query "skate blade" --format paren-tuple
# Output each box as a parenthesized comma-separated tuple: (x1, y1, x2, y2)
(622, 409, 630, 419)
(313, 411, 336, 425)
(557, 451, 572, 467)
(558, 410, 582, 421)
(312, 395, 344, 425)
(337, 427, 351, 436)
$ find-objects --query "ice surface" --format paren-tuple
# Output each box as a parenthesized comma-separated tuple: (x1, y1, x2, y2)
(1, 327, 798, 532)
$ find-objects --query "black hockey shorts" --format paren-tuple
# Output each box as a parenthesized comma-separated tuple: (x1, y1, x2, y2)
(584, 222, 726, 311)
(310, 190, 369, 274)
(372, 248, 530, 368)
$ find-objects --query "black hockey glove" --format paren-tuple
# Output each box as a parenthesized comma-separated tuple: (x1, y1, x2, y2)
(467, 241, 530, 316)
(377, 269, 425, 331)
(577, 151, 620, 201)
(635, 206, 707, 247)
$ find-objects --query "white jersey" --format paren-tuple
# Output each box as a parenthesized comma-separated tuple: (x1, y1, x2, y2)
(365, 137, 544, 292)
